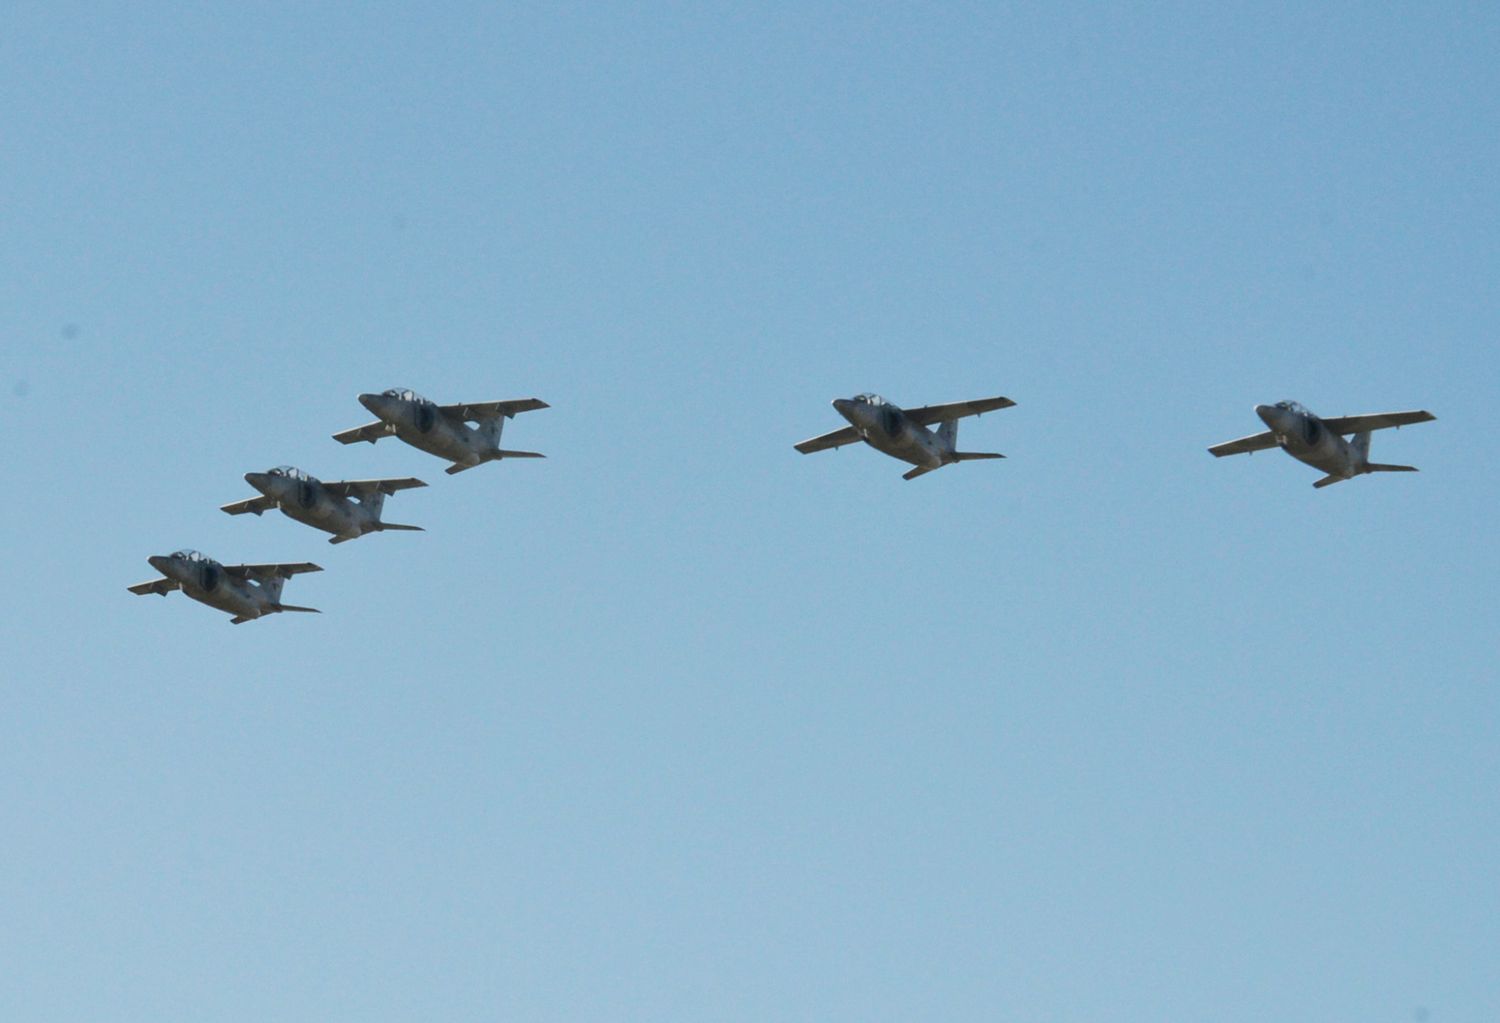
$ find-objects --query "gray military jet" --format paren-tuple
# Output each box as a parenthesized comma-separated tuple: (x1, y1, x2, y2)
(128, 550, 322, 624)
(334, 388, 548, 474)
(1209, 401, 1436, 488)
(795, 393, 1016, 479)
(221, 465, 427, 544)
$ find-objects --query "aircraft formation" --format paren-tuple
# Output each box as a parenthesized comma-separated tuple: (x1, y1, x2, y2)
(131, 388, 1436, 623)
(129, 388, 549, 623)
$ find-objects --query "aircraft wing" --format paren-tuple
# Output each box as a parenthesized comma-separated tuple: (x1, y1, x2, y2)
(794, 426, 862, 454)
(224, 562, 323, 580)
(321, 477, 427, 498)
(1319, 410, 1436, 434)
(1207, 431, 1279, 457)
(333, 420, 394, 444)
(903, 396, 1016, 426)
(221, 495, 277, 516)
(128, 577, 180, 596)
(439, 398, 550, 422)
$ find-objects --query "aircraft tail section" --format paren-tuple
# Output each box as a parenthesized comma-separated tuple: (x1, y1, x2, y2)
(1312, 474, 1348, 489)
(493, 449, 545, 459)
(1350, 430, 1372, 464)
(936, 419, 958, 451)
(374, 522, 424, 532)
(476, 415, 506, 451)
(953, 452, 1005, 461)
(903, 465, 937, 480)
(360, 490, 386, 518)
(270, 603, 321, 614)
(1366, 463, 1418, 473)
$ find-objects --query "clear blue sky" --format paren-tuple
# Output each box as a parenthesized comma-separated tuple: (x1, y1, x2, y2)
(2, 3, 1496, 1020)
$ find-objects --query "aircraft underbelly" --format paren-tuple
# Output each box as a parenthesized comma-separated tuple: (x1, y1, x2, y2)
(865, 433, 939, 467)
(401, 424, 470, 460)
(1280, 435, 1351, 476)
(284, 502, 347, 535)
(188, 584, 260, 618)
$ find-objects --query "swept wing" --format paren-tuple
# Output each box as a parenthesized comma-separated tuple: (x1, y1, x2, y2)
(221, 495, 277, 516)
(439, 398, 549, 422)
(128, 577, 181, 596)
(794, 426, 862, 454)
(224, 562, 323, 580)
(1208, 432, 1279, 457)
(1319, 410, 1436, 434)
(333, 421, 394, 444)
(320, 477, 427, 498)
(903, 396, 1015, 426)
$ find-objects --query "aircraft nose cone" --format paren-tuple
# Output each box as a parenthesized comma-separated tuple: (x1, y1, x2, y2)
(1255, 404, 1277, 425)
(148, 554, 171, 573)
(244, 471, 270, 490)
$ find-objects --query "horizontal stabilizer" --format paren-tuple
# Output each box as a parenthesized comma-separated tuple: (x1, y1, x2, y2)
(270, 603, 320, 614)
(1367, 463, 1418, 473)
(953, 451, 1005, 461)
(903, 465, 937, 481)
(495, 449, 545, 459)
(374, 522, 424, 532)
(1312, 474, 1348, 489)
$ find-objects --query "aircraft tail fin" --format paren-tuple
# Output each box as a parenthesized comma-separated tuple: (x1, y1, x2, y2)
(1350, 430, 1372, 464)
(476, 414, 505, 449)
(953, 451, 1005, 461)
(936, 419, 958, 450)
(1367, 463, 1418, 473)
(360, 490, 386, 518)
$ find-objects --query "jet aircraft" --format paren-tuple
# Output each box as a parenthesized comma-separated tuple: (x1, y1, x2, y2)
(221, 465, 427, 543)
(1208, 401, 1436, 488)
(334, 388, 548, 474)
(795, 393, 1016, 479)
(128, 550, 322, 624)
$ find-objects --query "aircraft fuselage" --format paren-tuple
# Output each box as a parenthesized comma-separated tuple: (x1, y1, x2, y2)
(358, 392, 492, 469)
(832, 398, 949, 469)
(244, 472, 379, 541)
(1255, 403, 1362, 480)
(146, 554, 276, 620)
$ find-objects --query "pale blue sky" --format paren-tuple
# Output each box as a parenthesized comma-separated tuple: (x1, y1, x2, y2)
(2, 3, 1496, 1020)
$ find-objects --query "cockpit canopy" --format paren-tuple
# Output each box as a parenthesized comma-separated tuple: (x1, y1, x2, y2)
(852, 393, 889, 406)
(383, 387, 431, 405)
(1273, 400, 1311, 417)
(170, 549, 217, 565)
(268, 465, 315, 482)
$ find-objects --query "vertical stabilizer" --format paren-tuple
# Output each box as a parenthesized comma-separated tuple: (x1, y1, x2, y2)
(1349, 430, 1372, 466)
(359, 490, 386, 520)
(936, 419, 958, 452)
(260, 575, 286, 603)
(477, 415, 506, 453)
